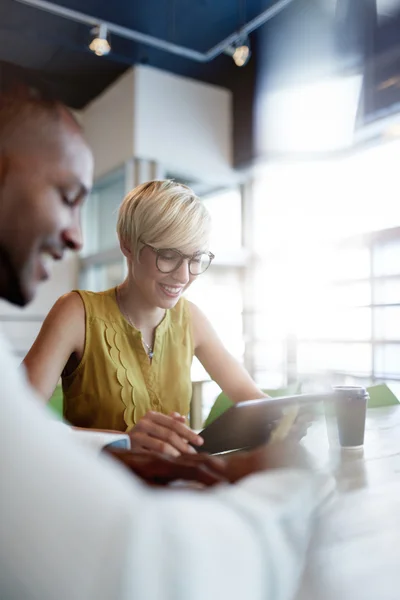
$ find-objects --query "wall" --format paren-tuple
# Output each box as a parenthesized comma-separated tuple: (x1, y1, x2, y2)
(0, 254, 78, 357)
(81, 65, 233, 185)
(82, 69, 135, 180)
(133, 65, 234, 185)
(2, 65, 234, 354)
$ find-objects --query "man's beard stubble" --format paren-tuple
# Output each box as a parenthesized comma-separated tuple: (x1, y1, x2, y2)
(0, 242, 27, 306)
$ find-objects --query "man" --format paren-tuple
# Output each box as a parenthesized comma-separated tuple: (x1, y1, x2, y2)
(0, 82, 329, 600)
(0, 77, 229, 485)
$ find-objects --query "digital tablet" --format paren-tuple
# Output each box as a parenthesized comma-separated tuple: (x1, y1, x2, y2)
(194, 392, 335, 454)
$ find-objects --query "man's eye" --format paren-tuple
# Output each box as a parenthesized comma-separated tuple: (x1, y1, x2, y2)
(59, 190, 72, 205)
(60, 191, 79, 207)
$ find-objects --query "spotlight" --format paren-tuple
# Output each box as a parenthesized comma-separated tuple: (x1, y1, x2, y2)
(233, 41, 251, 67)
(89, 24, 111, 57)
(225, 37, 251, 67)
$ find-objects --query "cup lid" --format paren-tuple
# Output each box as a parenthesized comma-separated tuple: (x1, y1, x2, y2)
(332, 385, 368, 397)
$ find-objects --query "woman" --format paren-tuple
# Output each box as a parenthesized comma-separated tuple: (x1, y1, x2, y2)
(24, 180, 271, 456)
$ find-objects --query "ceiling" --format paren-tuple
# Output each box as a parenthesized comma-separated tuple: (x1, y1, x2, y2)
(2, 0, 400, 110)
(379, 0, 400, 18)
(1, 0, 400, 166)
(0, 0, 271, 108)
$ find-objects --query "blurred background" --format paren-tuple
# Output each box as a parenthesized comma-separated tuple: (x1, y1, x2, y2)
(2, 0, 400, 420)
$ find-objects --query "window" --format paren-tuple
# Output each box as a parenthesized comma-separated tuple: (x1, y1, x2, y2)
(252, 139, 400, 388)
(82, 167, 126, 256)
(186, 188, 243, 360)
(252, 228, 400, 386)
(184, 187, 244, 419)
(81, 260, 125, 293)
(80, 166, 126, 292)
(202, 188, 242, 254)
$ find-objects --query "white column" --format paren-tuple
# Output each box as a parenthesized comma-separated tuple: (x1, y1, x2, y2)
(241, 180, 257, 379)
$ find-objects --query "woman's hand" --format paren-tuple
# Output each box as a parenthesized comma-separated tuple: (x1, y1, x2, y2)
(129, 411, 204, 457)
(288, 406, 315, 441)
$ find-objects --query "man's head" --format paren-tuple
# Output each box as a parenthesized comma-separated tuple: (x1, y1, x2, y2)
(0, 85, 93, 306)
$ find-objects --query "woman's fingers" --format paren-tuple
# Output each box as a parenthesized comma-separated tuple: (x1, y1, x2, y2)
(129, 411, 204, 456)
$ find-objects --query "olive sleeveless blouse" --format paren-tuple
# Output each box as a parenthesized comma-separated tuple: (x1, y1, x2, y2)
(62, 288, 194, 432)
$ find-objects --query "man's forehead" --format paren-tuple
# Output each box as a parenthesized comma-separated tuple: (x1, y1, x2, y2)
(4, 104, 78, 152)
(20, 130, 93, 200)
(1, 99, 93, 192)
(40, 113, 93, 179)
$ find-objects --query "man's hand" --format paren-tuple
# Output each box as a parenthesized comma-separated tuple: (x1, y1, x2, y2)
(105, 448, 228, 486)
(222, 441, 314, 483)
(128, 411, 203, 456)
(106, 441, 312, 487)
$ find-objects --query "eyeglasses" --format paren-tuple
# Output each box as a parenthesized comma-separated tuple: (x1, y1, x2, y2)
(142, 243, 215, 275)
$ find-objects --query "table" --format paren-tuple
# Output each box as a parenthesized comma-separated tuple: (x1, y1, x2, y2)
(296, 406, 400, 600)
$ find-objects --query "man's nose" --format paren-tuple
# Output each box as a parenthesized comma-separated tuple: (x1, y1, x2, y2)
(62, 210, 83, 252)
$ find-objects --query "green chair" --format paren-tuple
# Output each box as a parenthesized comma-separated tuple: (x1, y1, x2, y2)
(48, 385, 64, 419)
(203, 382, 303, 427)
(367, 384, 400, 408)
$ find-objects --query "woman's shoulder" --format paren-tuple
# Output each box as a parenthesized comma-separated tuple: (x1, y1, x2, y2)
(73, 287, 115, 302)
(170, 298, 207, 327)
(186, 299, 211, 328)
(169, 296, 191, 320)
(40, 291, 85, 332)
(52, 290, 85, 316)
(71, 288, 118, 318)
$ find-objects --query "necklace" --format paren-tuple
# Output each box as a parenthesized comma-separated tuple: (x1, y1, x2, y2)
(141, 339, 154, 359)
(116, 287, 154, 359)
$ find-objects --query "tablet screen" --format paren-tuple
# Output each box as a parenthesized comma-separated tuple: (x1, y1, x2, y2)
(195, 393, 334, 454)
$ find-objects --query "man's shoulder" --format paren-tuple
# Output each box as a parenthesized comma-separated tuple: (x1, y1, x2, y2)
(0, 328, 37, 401)
(0, 327, 20, 370)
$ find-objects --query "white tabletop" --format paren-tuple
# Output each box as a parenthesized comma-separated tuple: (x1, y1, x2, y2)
(297, 405, 400, 600)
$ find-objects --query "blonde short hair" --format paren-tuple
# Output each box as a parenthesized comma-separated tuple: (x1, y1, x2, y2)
(117, 180, 211, 257)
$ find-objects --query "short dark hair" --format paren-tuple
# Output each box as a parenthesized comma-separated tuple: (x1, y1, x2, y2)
(0, 60, 54, 99)
(0, 61, 81, 149)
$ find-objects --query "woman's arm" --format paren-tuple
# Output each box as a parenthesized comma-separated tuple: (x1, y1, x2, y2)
(23, 292, 85, 401)
(189, 301, 267, 403)
(190, 302, 311, 440)
(25, 294, 203, 455)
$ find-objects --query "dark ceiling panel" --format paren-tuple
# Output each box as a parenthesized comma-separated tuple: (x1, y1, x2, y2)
(0, 28, 56, 68)
(0, 0, 268, 107)
(3, 0, 400, 107)
(2, 0, 400, 165)
(50, 0, 266, 49)
(39, 50, 128, 108)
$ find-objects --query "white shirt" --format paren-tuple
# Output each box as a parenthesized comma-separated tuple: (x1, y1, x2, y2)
(0, 330, 329, 600)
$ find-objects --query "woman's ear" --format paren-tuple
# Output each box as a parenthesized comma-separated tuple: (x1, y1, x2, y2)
(119, 239, 132, 260)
